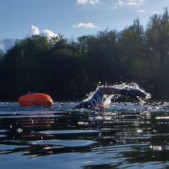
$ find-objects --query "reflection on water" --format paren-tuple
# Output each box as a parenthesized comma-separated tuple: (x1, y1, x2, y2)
(1, 102, 169, 168)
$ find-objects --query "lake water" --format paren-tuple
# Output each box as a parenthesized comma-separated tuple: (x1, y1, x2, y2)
(1, 102, 169, 169)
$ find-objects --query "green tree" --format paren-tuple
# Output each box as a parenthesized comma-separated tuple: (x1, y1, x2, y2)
(145, 8, 169, 99)
(117, 19, 147, 83)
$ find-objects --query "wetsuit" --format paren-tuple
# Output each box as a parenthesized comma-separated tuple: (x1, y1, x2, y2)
(75, 90, 103, 109)
(75, 88, 147, 109)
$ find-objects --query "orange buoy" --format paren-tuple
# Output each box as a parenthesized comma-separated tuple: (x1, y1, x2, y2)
(18, 93, 54, 107)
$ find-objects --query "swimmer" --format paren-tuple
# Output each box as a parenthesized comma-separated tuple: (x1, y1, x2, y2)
(75, 86, 148, 109)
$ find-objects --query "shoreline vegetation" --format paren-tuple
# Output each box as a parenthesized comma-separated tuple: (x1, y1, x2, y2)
(1, 9, 169, 102)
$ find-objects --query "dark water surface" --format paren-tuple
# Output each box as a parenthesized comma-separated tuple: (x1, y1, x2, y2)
(1, 102, 169, 169)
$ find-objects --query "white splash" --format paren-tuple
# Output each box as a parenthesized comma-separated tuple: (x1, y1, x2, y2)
(84, 82, 151, 106)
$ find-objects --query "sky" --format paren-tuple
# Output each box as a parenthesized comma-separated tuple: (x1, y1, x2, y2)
(0, 0, 169, 51)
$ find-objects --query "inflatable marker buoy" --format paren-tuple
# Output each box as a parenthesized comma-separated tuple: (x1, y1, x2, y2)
(18, 93, 54, 107)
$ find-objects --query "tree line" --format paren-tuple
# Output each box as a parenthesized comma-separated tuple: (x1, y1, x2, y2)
(1, 9, 169, 101)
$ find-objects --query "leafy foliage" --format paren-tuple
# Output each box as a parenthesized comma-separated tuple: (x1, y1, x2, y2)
(1, 9, 169, 101)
